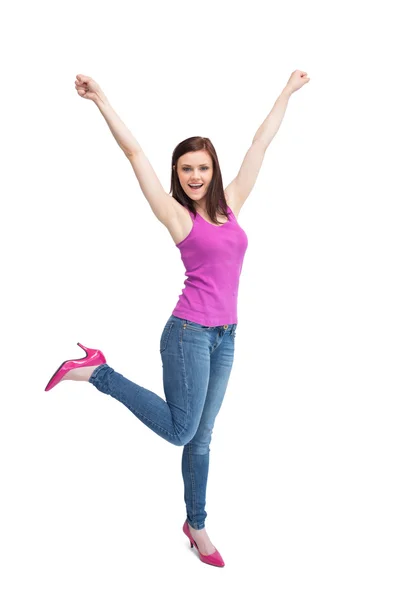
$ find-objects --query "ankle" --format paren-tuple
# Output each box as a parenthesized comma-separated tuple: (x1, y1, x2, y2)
(189, 523, 205, 533)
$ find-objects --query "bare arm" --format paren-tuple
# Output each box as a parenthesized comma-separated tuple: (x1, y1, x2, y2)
(95, 97, 176, 222)
(126, 150, 176, 225)
(75, 75, 176, 225)
(225, 70, 310, 214)
(224, 87, 292, 214)
(94, 94, 142, 157)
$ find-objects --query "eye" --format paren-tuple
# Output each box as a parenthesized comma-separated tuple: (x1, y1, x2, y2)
(181, 166, 210, 172)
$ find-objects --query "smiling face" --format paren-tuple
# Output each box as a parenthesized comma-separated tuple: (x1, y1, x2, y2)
(176, 150, 214, 203)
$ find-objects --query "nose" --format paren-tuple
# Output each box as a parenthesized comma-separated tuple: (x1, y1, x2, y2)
(189, 172, 203, 181)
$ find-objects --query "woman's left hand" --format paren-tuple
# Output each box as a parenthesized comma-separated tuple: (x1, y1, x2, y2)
(286, 70, 310, 94)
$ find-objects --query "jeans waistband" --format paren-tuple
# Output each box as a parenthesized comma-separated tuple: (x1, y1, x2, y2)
(170, 315, 237, 333)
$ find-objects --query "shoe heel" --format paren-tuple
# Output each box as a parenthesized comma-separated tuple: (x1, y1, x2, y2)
(77, 342, 94, 356)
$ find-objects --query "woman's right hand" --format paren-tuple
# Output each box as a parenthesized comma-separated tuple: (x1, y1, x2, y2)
(75, 74, 107, 104)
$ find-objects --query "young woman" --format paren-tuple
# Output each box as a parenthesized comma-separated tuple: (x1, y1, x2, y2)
(45, 70, 310, 567)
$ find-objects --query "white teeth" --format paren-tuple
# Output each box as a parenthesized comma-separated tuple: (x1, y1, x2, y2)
(189, 184, 203, 187)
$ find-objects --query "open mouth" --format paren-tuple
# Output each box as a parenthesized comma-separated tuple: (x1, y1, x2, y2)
(188, 184, 203, 190)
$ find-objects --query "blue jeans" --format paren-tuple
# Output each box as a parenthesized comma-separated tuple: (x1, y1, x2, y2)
(89, 314, 237, 530)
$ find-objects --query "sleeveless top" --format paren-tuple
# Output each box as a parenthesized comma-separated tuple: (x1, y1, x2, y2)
(172, 205, 248, 326)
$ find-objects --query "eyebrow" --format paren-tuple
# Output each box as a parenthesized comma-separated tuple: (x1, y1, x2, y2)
(181, 163, 210, 167)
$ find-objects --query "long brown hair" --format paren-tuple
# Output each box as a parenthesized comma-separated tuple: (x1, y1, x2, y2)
(170, 136, 229, 226)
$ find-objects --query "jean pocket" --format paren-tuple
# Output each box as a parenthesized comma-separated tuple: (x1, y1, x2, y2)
(160, 321, 175, 353)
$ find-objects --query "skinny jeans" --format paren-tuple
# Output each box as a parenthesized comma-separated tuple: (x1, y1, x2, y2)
(89, 314, 236, 530)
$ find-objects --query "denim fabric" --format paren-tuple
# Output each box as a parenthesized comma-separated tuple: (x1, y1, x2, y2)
(89, 314, 236, 530)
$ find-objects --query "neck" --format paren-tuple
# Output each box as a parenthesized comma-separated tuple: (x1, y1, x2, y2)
(194, 201, 207, 212)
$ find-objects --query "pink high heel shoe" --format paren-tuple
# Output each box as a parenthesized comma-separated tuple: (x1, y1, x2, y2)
(44, 343, 106, 392)
(182, 520, 225, 567)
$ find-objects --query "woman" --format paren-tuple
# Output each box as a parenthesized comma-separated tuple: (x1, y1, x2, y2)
(45, 70, 310, 567)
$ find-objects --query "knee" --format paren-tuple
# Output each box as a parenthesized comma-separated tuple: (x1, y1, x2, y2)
(192, 424, 213, 453)
(175, 423, 213, 449)
(175, 424, 203, 447)
(182, 431, 212, 454)
(190, 439, 211, 455)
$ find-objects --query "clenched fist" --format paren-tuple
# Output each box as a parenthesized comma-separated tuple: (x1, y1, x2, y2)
(75, 74, 108, 104)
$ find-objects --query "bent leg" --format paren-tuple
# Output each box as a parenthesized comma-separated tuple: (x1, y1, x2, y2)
(89, 363, 185, 444)
(89, 316, 211, 446)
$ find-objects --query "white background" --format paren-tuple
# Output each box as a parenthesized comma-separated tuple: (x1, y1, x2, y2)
(1, 0, 399, 598)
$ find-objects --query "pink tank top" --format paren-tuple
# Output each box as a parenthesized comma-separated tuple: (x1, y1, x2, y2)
(172, 205, 248, 326)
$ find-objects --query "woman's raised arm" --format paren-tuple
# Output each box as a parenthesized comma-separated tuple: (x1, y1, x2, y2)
(75, 74, 177, 225)
(224, 70, 310, 215)
(75, 74, 142, 156)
